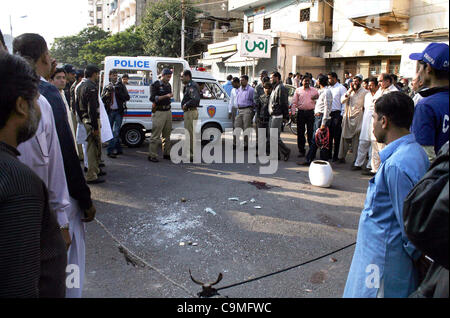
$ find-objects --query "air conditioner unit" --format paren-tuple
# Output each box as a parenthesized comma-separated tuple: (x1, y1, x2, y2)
(301, 22, 325, 41)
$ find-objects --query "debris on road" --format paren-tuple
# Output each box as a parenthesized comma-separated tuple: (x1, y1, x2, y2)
(254, 206, 262, 209)
(228, 197, 239, 201)
(248, 180, 272, 190)
(330, 257, 338, 263)
(181, 197, 187, 202)
(250, 198, 256, 203)
(179, 242, 185, 246)
(205, 208, 217, 216)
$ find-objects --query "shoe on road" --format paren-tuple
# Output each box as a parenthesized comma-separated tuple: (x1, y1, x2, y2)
(86, 178, 105, 184)
(351, 165, 362, 171)
(107, 153, 117, 159)
(148, 157, 159, 162)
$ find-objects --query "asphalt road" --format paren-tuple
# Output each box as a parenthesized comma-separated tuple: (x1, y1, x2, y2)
(82, 132, 370, 298)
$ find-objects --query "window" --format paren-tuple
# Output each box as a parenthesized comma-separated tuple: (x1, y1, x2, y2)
(97, 19, 102, 24)
(369, 60, 382, 76)
(388, 59, 400, 75)
(156, 62, 184, 102)
(300, 8, 310, 22)
(263, 17, 271, 30)
(96, 6, 102, 12)
(247, 21, 254, 33)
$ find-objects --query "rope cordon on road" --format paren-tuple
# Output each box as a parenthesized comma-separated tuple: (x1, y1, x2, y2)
(94, 217, 356, 298)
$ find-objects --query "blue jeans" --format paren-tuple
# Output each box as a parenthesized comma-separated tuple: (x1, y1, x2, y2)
(306, 114, 330, 163)
(107, 110, 123, 154)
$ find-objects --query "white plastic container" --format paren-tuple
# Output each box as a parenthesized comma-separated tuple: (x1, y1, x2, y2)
(309, 160, 333, 188)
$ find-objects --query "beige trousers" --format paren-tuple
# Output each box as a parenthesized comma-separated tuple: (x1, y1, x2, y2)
(371, 141, 385, 173)
(184, 109, 199, 158)
(149, 110, 172, 158)
(234, 107, 254, 147)
(338, 132, 360, 164)
(84, 122, 101, 182)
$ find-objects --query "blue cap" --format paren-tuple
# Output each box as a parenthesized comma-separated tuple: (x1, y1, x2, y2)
(409, 43, 449, 71)
(162, 68, 173, 75)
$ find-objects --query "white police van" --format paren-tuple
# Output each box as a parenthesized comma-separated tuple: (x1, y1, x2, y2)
(102, 56, 232, 147)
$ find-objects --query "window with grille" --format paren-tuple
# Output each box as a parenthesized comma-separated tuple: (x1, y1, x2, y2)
(263, 17, 271, 30)
(300, 8, 310, 22)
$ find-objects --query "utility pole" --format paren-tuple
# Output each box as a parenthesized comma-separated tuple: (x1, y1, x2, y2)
(181, 0, 185, 59)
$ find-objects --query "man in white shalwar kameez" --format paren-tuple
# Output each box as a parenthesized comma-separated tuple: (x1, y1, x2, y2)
(352, 78, 379, 171)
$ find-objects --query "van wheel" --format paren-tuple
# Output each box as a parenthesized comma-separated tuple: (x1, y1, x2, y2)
(121, 124, 145, 148)
(201, 123, 222, 146)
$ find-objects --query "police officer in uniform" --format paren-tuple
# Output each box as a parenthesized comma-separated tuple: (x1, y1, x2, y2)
(75, 65, 105, 183)
(181, 70, 201, 161)
(148, 68, 173, 162)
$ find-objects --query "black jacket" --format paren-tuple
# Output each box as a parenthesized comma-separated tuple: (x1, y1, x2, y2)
(269, 82, 289, 119)
(258, 94, 271, 123)
(76, 79, 100, 130)
(101, 80, 130, 115)
(404, 141, 449, 298)
(39, 80, 93, 211)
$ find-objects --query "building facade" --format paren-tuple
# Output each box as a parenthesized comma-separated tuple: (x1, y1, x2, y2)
(324, 0, 449, 80)
(198, 0, 333, 83)
(88, 0, 151, 33)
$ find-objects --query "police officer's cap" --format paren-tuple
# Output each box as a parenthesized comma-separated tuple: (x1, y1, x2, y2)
(162, 68, 173, 76)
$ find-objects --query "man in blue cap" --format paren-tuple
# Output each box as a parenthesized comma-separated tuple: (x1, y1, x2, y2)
(148, 68, 173, 162)
(409, 42, 449, 162)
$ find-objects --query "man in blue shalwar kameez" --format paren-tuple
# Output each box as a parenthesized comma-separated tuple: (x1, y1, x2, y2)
(343, 92, 429, 298)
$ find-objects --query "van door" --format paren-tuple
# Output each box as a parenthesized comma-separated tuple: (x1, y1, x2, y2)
(121, 69, 153, 130)
(195, 80, 233, 132)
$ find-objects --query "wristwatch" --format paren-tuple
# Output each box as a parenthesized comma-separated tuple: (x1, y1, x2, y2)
(60, 223, 69, 230)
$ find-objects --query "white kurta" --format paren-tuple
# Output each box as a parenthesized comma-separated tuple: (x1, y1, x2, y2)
(370, 85, 399, 142)
(60, 91, 77, 151)
(17, 95, 70, 227)
(359, 92, 377, 142)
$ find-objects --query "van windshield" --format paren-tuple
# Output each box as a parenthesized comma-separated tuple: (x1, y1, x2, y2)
(196, 82, 226, 100)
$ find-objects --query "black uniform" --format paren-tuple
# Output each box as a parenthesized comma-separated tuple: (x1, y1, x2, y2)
(181, 80, 201, 110)
(150, 80, 172, 111)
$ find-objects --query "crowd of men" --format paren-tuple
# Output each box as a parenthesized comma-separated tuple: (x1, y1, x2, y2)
(0, 25, 448, 298)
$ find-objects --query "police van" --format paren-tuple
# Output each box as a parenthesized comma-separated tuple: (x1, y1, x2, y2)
(102, 56, 232, 147)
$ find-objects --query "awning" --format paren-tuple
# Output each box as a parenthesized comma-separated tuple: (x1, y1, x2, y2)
(198, 52, 236, 66)
(224, 53, 259, 67)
